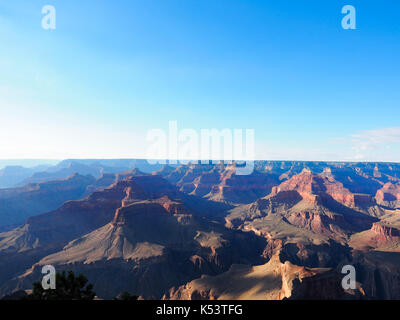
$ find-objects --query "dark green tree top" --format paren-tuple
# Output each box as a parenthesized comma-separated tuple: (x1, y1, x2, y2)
(23, 270, 96, 300)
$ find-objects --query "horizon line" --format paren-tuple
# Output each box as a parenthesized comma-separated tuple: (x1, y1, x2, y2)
(0, 158, 399, 164)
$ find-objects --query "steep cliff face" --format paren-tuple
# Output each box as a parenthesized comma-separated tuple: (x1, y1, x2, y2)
(163, 252, 345, 300)
(271, 169, 356, 208)
(226, 170, 377, 244)
(371, 222, 400, 239)
(206, 166, 279, 204)
(158, 163, 279, 205)
(352, 251, 400, 299)
(176, 164, 215, 193)
(190, 172, 221, 197)
(0, 175, 180, 253)
(277, 240, 352, 269)
(287, 211, 348, 238)
(350, 219, 400, 251)
(376, 183, 400, 208)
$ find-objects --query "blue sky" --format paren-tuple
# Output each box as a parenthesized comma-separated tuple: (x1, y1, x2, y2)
(0, 0, 399, 161)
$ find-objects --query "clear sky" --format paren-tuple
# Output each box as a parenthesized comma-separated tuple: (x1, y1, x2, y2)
(0, 0, 399, 161)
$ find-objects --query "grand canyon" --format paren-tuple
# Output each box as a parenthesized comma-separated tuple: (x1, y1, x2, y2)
(0, 159, 399, 300)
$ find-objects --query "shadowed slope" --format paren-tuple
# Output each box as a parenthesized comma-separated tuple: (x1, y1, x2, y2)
(0, 174, 96, 229)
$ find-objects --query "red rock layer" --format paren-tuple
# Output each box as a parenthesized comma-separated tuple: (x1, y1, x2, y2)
(271, 169, 356, 207)
(376, 183, 400, 203)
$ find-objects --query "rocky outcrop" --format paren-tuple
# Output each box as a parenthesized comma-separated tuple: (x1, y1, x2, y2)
(287, 211, 348, 238)
(206, 166, 279, 204)
(157, 163, 280, 205)
(0, 175, 180, 253)
(226, 170, 378, 243)
(350, 216, 400, 252)
(270, 169, 356, 208)
(376, 183, 400, 208)
(372, 222, 400, 238)
(163, 252, 345, 300)
(278, 240, 352, 269)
